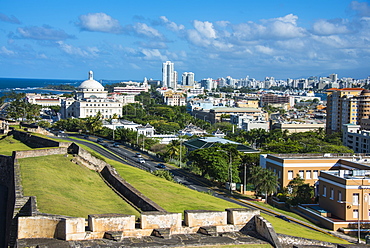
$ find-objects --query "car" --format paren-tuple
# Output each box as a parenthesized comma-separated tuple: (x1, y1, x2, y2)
(135, 153, 142, 158)
(113, 142, 120, 148)
(97, 138, 103, 143)
(275, 215, 290, 222)
(137, 158, 145, 163)
(157, 163, 166, 169)
(103, 143, 110, 148)
(83, 135, 89, 139)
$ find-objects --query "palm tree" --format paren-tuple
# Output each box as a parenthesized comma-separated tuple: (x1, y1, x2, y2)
(249, 166, 279, 200)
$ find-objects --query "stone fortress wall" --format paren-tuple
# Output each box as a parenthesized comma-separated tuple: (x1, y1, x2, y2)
(0, 130, 340, 248)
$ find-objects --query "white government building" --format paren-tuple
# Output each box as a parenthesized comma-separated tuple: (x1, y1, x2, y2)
(61, 71, 122, 119)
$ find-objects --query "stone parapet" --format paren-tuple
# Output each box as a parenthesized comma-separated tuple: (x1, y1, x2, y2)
(140, 211, 182, 230)
(88, 214, 135, 232)
(184, 210, 227, 227)
(227, 208, 259, 225)
(12, 148, 68, 159)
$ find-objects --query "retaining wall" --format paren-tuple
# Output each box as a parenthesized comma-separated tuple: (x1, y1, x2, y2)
(100, 165, 165, 212)
(17, 209, 260, 241)
(12, 148, 68, 159)
(255, 215, 283, 248)
(12, 130, 70, 148)
(0, 155, 15, 248)
(69, 143, 109, 171)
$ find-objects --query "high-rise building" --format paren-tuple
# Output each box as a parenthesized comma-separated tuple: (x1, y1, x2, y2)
(182, 72, 195, 86)
(325, 88, 368, 134)
(162, 61, 177, 89)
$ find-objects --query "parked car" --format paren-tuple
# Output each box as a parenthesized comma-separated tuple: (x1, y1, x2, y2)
(157, 163, 166, 169)
(275, 215, 290, 222)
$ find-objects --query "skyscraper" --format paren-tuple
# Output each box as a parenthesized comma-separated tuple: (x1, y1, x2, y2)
(162, 61, 177, 89)
(182, 72, 195, 86)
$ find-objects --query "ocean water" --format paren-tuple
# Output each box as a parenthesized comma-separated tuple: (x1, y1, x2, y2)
(0, 77, 123, 97)
(0, 77, 82, 96)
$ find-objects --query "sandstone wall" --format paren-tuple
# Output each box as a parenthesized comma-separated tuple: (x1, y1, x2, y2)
(12, 147, 68, 159)
(69, 143, 109, 171)
(100, 165, 165, 212)
(255, 215, 283, 248)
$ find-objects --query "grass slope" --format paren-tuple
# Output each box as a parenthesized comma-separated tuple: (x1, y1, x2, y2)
(19, 154, 139, 217)
(17, 137, 349, 244)
(0, 135, 33, 156)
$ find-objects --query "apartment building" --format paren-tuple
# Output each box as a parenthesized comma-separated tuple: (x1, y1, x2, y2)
(325, 88, 364, 134)
(261, 153, 370, 187)
(261, 153, 370, 232)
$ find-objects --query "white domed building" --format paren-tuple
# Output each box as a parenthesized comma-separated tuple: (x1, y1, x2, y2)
(61, 71, 122, 119)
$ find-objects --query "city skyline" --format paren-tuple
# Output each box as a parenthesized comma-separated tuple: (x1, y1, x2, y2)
(0, 0, 370, 81)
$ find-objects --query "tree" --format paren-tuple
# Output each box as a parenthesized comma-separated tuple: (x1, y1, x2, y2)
(85, 112, 103, 134)
(188, 144, 241, 183)
(249, 166, 279, 199)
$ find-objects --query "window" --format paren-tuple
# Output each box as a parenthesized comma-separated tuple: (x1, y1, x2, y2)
(353, 193, 359, 205)
(313, 170, 318, 179)
(353, 209, 359, 219)
(299, 170, 304, 179)
(330, 188, 334, 200)
(323, 185, 326, 197)
(288, 170, 293, 180)
(338, 191, 342, 202)
(306, 170, 311, 179)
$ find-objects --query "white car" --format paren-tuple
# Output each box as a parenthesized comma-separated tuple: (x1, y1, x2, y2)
(137, 158, 145, 163)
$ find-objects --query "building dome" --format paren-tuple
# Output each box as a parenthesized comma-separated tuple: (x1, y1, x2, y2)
(78, 71, 104, 90)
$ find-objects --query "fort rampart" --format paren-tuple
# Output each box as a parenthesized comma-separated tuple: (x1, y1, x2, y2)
(2, 131, 285, 247)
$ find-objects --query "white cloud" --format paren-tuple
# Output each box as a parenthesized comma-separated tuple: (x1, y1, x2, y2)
(312, 19, 351, 35)
(262, 14, 306, 39)
(193, 20, 217, 39)
(16, 25, 74, 40)
(159, 16, 185, 32)
(350, 1, 370, 17)
(77, 13, 122, 33)
(141, 48, 168, 61)
(186, 20, 217, 47)
(255, 45, 274, 55)
(133, 23, 163, 39)
(57, 41, 99, 57)
(0, 46, 15, 56)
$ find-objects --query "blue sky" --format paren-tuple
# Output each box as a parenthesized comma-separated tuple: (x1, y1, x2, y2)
(1, 0, 370, 81)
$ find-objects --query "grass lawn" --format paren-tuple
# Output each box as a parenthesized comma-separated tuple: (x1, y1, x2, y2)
(107, 157, 242, 213)
(0, 135, 33, 156)
(19, 154, 139, 218)
(16, 136, 350, 244)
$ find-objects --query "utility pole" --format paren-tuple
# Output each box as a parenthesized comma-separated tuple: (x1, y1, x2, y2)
(244, 164, 246, 194)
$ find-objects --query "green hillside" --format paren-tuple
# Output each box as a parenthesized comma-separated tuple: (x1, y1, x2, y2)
(19, 154, 139, 217)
